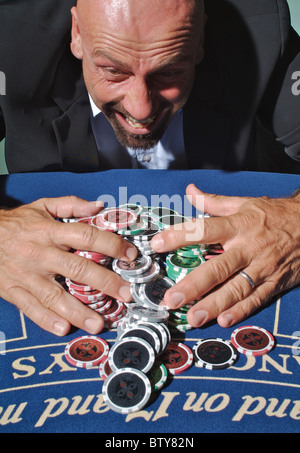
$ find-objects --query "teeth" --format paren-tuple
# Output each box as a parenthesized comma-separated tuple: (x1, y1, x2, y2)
(125, 115, 155, 129)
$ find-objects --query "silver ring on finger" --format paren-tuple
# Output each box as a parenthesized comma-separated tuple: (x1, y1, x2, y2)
(239, 271, 255, 289)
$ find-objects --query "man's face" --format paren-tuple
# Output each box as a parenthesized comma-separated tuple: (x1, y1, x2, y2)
(71, 0, 205, 149)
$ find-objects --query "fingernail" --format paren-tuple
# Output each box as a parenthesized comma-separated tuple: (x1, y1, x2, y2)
(84, 317, 101, 333)
(94, 200, 105, 208)
(193, 310, 208, 327)
(119, 285, 132, 302)
(126, 247, 137, 261)
(151, 235, 164, 251)
(220, 313, 234, 328)
(54, 321, 67, 336)
(169, 291, 185, 308)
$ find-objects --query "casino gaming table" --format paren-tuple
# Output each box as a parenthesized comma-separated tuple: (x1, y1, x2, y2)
(0, 169, 299, 435)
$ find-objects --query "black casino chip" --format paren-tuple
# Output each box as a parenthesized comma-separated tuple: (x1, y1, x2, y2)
(102, 368, 152, 414)
(109, 336, 155, 373)
(119, 325, 161, 355)
(139, 276, 174, 310)
(193, 338, 238, 370)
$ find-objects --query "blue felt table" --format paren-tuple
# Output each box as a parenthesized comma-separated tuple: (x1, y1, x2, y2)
(0, 169, 299, 435)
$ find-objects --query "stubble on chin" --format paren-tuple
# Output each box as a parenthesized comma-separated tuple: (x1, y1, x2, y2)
(101, 103, 172, 150)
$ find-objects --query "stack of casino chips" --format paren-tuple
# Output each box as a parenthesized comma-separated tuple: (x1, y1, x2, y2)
(163, 246, 206, 332)
(143, 206, 188, 231)
(101, 275, 195, 414)
(62, 204, 276, 415)
(65, 276, 127, 329)
(165, 247, 206, 283)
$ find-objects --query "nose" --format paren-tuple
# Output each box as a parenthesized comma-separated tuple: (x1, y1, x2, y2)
(122, 76, 154, 121)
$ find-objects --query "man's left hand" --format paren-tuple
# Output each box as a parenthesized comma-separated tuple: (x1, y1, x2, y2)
(151, 184, 300, 328)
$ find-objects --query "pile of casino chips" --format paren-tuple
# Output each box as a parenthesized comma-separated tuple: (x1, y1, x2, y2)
(165, 247, 206, 283)
(63, 204, 276, 414)
(65, 273, 127, 330)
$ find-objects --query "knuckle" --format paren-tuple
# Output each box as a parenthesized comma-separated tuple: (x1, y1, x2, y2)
(209, 258, 232, 283)
(41, 285, 65, 310)
(68, 195, 82, 204)
(184, 219, 204, 243)
(13, 291, 35, 317)
(229, 279, 249, 301)
(106, 234, 128, 258)
(80, 225, 98, 248)
(178, 272, 202, 299)
(167, 227, 182, 244)
(68, 255, 91, 281)
(98, 270, 120, 297)
(240, 293, 262, 319)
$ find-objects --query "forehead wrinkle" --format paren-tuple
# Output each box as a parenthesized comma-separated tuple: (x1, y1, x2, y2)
(90, 29, 196, 62)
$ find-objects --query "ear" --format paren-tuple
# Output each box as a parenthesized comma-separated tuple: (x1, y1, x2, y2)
(70, 7, 83, 60)
(196, 13, 207, 64)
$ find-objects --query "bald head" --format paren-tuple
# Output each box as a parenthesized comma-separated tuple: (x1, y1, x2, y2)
(76, 0, 205, 21)
(71, 0, 206, 150)
(74, 0, 205, 45)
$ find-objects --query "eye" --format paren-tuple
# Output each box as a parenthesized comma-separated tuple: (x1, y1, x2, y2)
(152, 67, 186, 84)
(100, 66, 129, 81)
(105, 68, 123, 76)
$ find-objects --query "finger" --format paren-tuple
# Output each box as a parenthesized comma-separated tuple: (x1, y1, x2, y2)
(38, 196, 105, 219)
(162, 248, 250, 309)
(47, 221, 138, 261)
(185, 268, 260, 327)
(5, 286, 72, 337)
(217, 281, 275, 328)
(186, 183, 250, 216)
(44, 248, 132, 302)
(23, 274, 104, 334)
(151, 215, 234, 253)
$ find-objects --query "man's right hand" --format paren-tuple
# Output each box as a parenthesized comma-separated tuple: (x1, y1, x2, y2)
(0, 196, 137, 336)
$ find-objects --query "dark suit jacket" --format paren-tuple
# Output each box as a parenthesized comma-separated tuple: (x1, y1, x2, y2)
(0, 0, 300, 173)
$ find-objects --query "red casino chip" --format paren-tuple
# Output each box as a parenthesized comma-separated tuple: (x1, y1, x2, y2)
(65, 278, 94, 292)
(74, 216, 95, 224)
(64, 336, 109, 368)
(99, 356, 113, 381)
(230, 325, 275, 356)
(98, 208, 138, 230)
(90, 216, 115, 231)
(68, 288, 107, 304)
(102, 299, 126, 321)
(89, 298, 113, 312)
(159, 342, 193, 375)
(74, 250, 110, 264)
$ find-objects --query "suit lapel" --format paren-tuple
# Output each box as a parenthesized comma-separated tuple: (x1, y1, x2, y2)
(50, 48, 99, 171)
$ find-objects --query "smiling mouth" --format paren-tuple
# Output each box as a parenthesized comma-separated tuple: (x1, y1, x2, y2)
(103, 101, 173, 149)
(124, 114, 156, 129)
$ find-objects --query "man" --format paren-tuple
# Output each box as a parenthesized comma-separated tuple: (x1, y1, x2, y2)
(0, 0, 299, 336)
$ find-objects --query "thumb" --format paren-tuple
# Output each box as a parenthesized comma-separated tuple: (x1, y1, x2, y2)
(186, 183, 249, 216)
(38, 196, 105, 219)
